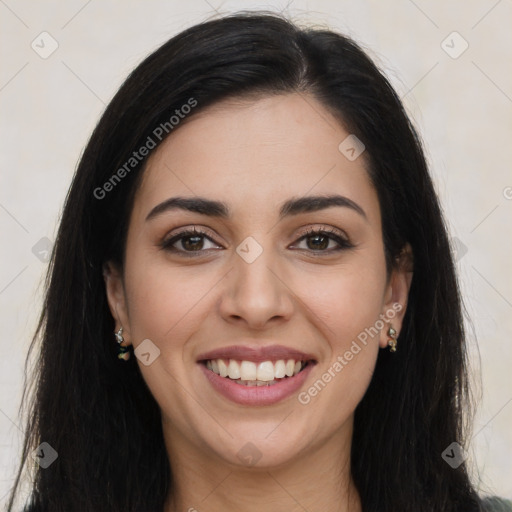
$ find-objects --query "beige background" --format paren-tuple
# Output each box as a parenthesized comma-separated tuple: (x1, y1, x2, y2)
(1, 0, 511, 505)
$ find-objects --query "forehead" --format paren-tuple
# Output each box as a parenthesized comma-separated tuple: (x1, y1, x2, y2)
(132, 93, 379, 225)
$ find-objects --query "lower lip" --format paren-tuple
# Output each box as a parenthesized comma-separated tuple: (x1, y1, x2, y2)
(199, 362, 314, 406)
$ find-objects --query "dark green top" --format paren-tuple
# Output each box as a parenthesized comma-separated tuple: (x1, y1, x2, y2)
(482, 497, 512, 511)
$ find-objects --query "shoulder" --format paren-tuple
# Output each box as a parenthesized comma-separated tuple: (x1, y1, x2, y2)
(480, 497, 512, 512)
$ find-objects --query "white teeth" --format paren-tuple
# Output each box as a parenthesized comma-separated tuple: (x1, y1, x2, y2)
(256, 361, 275, 381)
(274, 360, 286, 378)
(205, 358, 307, 383)
(228, 359, 240, 379)
(240, 361, 257, 381)
(218, 359, 228, 377)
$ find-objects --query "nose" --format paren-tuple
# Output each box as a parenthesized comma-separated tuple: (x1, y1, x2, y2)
(218, 246, 294, 330)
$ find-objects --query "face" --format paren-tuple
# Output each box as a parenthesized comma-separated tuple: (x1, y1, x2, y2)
(104, 92, 411, 470)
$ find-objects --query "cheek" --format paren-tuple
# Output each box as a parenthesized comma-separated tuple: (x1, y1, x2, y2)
(124, 249, 212, 340)
(300, 261, 388, 348)
(295, 266, 386, 424)
(122, 256, 216, 417)
(122, 254, 221, 394)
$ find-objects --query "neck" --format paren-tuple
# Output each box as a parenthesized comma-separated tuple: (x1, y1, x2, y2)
(162, 422, 362, 512)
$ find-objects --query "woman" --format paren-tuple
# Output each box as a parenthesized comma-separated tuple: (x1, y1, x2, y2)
(7, 10, 511, 512)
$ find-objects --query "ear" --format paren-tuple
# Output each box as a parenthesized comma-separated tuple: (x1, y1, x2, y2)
(379, 243, 414, 349)
(103, 261, 132, 346)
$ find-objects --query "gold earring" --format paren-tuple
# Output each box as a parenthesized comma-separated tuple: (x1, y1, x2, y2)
(387, 327, 397, 353)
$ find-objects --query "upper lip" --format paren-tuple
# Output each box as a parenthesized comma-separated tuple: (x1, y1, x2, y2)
(196, 344, 317, 363)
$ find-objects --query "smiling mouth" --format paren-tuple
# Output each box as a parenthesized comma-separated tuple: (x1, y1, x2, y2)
(201, 358, 315, 386)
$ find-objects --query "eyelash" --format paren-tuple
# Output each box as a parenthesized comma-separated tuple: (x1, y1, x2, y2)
(160, 225, 354, 257)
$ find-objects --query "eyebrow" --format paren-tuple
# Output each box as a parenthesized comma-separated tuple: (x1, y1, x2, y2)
(145, 194, 367, 222)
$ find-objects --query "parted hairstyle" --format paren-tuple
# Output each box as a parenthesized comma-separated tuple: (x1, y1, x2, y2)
(8, 10, 487, 512)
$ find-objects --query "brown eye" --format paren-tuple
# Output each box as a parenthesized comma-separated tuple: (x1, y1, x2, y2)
(177, 234, 206, 251)
(304, 232, 331, 251)
(161, 227, 221, 255)
(292, 227, 353, 253)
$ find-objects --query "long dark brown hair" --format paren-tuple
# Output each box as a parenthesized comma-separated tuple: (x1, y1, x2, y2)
(8, 10, 485, 512)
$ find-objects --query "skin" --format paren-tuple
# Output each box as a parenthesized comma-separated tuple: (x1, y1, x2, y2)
(104, 92, 413, 512)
